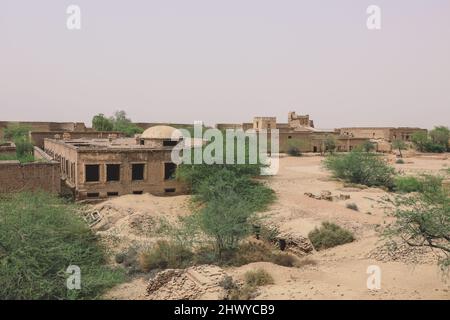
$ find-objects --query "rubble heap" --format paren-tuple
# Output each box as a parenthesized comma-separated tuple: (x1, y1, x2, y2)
(146, 265, 228, 300)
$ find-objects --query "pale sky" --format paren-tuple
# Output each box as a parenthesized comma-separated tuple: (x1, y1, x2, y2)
(1, 0, 449, 129)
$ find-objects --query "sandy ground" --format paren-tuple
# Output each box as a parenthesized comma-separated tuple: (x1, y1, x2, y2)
(104, 153, 450, 300)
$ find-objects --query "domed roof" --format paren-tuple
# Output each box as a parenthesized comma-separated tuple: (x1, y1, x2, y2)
(141, 125, 183, 140)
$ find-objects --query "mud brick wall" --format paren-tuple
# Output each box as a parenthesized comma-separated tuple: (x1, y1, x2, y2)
(0, 147, 60, 194)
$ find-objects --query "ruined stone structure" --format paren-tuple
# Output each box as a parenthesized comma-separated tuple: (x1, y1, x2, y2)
(30, 131, 125, 149)
(340, 127, 427, 142)
(217, 112, 370, 153)
(0, 147, 60, 194)
(43, 125, 187, 200)
(216, 112, 428, 153)
(288, 111, 314, 128)
(0, 142, 16, 157)
(0, 113, 429, 200)
(253, 117, 277, 130)
(0, 121, 87, 141)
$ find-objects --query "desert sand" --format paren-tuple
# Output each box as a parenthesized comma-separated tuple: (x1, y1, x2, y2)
(104, 153, 450, 300)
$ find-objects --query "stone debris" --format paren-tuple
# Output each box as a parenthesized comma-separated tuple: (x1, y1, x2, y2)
(83, 210, 102, 227)
(304, 191, 350, 202)
(276, 232, 314, 255)
(146, 265, 228, 300)
(367, 242, 441, 265)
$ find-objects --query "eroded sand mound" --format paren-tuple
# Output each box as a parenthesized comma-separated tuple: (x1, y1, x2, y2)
(146, 265, 228, 300)
(89, 193, 191, 250)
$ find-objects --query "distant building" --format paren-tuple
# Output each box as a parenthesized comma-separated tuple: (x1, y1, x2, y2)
(216, 111, 428, 153)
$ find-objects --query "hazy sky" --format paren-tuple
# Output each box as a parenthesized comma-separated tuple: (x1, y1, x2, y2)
(1, 0, 449, 129)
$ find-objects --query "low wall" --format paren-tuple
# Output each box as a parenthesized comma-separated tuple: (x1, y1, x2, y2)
(0, 142, 16, 156)
(30, 131, 125, 149)
(0, 147, 61, 194)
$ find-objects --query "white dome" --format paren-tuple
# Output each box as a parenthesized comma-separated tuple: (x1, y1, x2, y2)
(141, 125, 183, 140)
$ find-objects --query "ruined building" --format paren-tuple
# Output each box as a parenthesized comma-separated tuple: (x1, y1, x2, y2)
(216, 112, 427, 153)
(43, 125, 187, 200)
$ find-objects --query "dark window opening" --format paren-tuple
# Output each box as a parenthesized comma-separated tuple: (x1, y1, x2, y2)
(87, 192, 99, 198)
(132, 164, 145, 181)
(140, 139, 145, 145)
(278, 239, 286, 251)
(107, 192, 119, 197)
(163, 140, 178, 147)
(107, 164, 120, 181)
(164, 188, 176, 193)
(313, 146, 318, 153)
(133, 190, 143, 195)
(288, 136, 292, 139)
(164, 163, 177, 180)
(85, 165, 100, 182)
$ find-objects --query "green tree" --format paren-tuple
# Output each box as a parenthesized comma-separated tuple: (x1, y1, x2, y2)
(392, 139, 407, 158)
(195, 191, 254, 258)
(110, 110, 143, 137)
(323, 150, 395, 189)
(361, 140, 376, 152)
(0, 192, 124, 299)
(286, 138, 308, 156)
(3, 124, 34, 161)
(92, 113, 114, 131)
(430, 126, 449, 151)
(411, 131, 429, 152)
(386, 176, 450, 270)
(3, 123, 31, 141)
(324, 135, 337, 154)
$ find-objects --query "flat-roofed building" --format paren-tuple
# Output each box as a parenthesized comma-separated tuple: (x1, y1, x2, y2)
(43, 125, 187, 200)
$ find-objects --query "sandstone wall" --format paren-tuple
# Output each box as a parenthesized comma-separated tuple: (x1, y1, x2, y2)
(30, 131, 124, 149)
(0, 121, 87, 140)
(0, 147, 60, 194)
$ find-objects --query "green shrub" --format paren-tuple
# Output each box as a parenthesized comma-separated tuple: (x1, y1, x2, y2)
(114, 246, 141, 274)
(192, 242, 297, 268)
(346, 203, 359, 211)
(308, 222, 355, 250)
(323, 151, 395, 189)
(286, 139, 306, 156)
(228, 284, 258, 300)
(3, 124, 31, 141)
(0, 192, 124, 299)
(424, 141, 446, 153)
(0, 153, 35, 163)
(221, 272, 271, 300)
(139, 240, 194, 271)
(361, 141, 376, 152)
(287, 145, 301, 156)
(270, 253, 297, 267)
(244, 269, 274, 287)
(394, 175, 443, 194)
(396, 159, 405, 164)
(219, 276, 238, 290)
(386, 175, 450, 270)
(394, 176, 422, 193)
